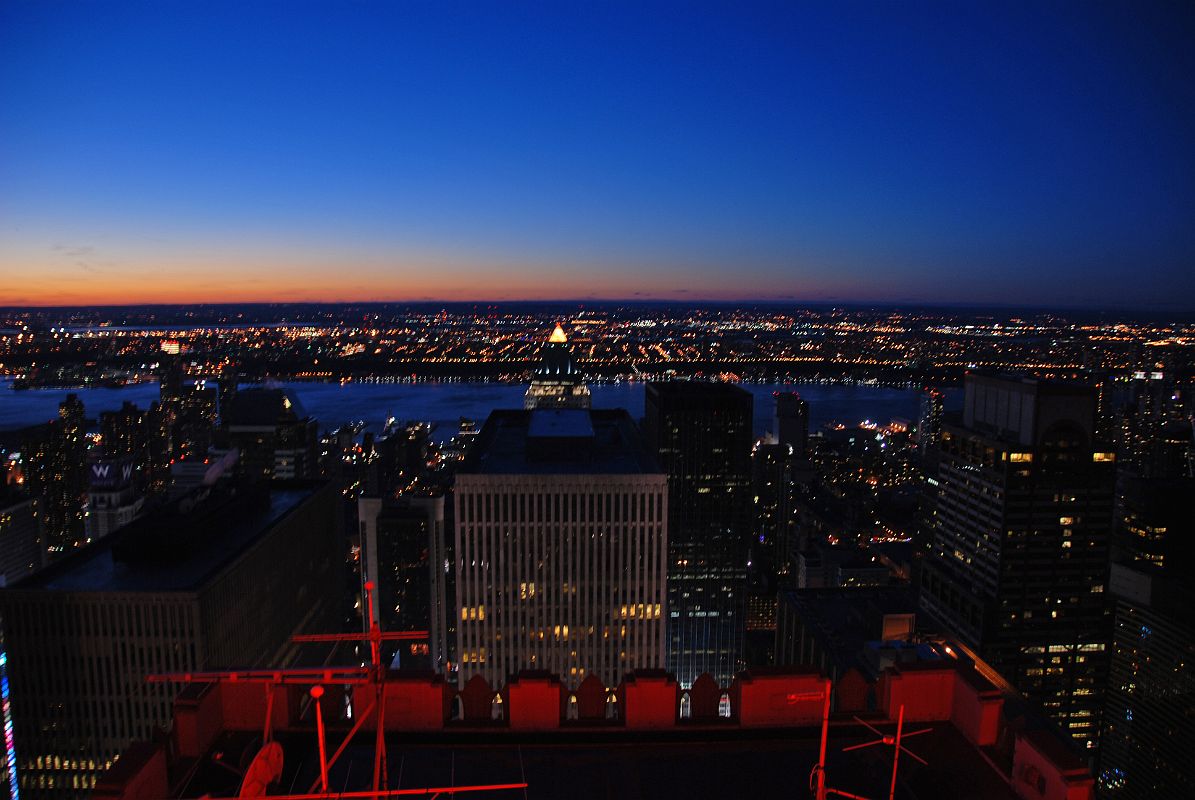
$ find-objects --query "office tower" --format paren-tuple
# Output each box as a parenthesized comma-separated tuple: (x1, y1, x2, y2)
(1098, 475, 1195, 798)
(222, 388, 319, 480)
(98, 399, 173, 501)
(773, 391, 809, 455)
(358, 494, 448, 671)
(751, 437, 787, 571)
(0, 491, 41, 587)
(20, 395, 88, 556)
(144, 401, 175, 493)
(455, 409, 667, 689)
(752, 431, 802, 582)
(523, 324, 591, 410)
(0, 481, 340, 798)
(99, 402, 148, 480)
(157, 350, 185, 405)
(919, 374, 1115, 750)
(917, 387, 945, 454)
(218, 361, 238, 422)
(644, 381, 753, 687)
(172, 383, 218, 462)
(362, 422, 430, 498)
(85, 456, 145, 540)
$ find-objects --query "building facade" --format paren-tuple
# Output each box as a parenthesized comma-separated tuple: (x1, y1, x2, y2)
(644, 381, 753, 687)
(358, 494, 448, 671)
(0, 481, 340, 798)
(1098, 475, 1194, 799)
(919, 374, 1115, 751)
(455, 409, 667, 690)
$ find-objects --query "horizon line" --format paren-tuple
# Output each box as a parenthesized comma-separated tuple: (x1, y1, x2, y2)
(2, 297, 1194, 316)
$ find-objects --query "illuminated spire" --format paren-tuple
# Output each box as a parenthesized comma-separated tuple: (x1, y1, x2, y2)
(549, 323, 567, 343)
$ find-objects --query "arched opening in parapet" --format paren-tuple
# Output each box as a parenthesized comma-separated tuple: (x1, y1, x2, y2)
(491, 693, 504, 721)
(451, 695, 464, 720)
(567, 693, 579, 720)
(679, 691, 691, 719)
(606, 691, 619, 720)
(718, 692, 732, 719)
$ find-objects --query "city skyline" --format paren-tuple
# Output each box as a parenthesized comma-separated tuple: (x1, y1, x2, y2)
(3, 2, 1194, 308)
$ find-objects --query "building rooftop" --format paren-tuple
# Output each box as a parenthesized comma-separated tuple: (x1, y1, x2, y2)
(780, 587, 936, 679)
(527, 408, 594, 439)
(224, 387, 309, 427)
(94, 663, 1095, 800)
(646, 380, 752, 400)
(11, 482, 320, 593)
(143, 724, 1018, 800)
(462, 409, 660, 476)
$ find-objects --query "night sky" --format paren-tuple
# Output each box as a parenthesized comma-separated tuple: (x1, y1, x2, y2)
(2, 1, 1193, 308)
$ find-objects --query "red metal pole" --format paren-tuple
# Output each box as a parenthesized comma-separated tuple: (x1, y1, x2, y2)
(816, 679, 830, 800)
(888, 705, 904, 800)
(312, 685, 329, 793)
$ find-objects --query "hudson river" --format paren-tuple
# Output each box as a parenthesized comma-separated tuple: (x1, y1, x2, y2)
(0, 379, 934, 442)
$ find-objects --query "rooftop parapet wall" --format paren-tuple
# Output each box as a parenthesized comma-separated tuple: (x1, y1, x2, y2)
(99, 663, 1093, 800)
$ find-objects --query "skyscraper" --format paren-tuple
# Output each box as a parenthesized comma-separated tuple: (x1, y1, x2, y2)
(644, 381, 753, 687)
(523, 324, 591, 410)
(222, 388, 319, 480)
(358, 494, 448, 670)
(20, 395, 88, 556)
(918, 387, 945, 455)
(454, 408, 667, 690)
(919, 374, 1115, 750)
(773, 391, 809, 456)
(1098, 474, 1195, 798)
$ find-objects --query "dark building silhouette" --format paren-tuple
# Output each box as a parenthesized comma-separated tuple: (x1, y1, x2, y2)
(919, 374, 1115, 752)
(773, 391, 809, 456)
(644, 381, 753, 687)
(918, 387, 945, 455)
(222, 388, 319, 480)
(0, 489, 41, 587)
(99, 400, 174, 496)
(20, 394, 87, 556)
(358, 494, 447, 670)
(752, 433, 803, 582)
(1098, 474, 1195, 798)
(0, 481, 341, 798)
(217, 361, 238, 422)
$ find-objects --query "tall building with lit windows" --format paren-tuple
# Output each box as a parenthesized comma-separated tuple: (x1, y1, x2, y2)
(644, 381, 753, 688)
(918, 387, 945, 455)
(919, 373, 1115, 751)
(20, 395, 88, 557)
(1097, 475, 1195, 798)
(454, 408, 667, 690)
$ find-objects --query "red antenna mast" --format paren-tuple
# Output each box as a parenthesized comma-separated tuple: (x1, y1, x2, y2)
(149, 581, 527, 799)
(807, 703, 931, 800)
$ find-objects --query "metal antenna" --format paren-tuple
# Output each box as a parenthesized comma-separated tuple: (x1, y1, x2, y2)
(147, 581, 526, 799)
(839, 705, 932, 800)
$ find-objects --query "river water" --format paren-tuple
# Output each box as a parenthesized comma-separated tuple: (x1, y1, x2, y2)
(0, 379, 932, 442)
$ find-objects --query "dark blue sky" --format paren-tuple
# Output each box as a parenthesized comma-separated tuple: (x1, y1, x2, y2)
(2, 1, 1193, 307)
